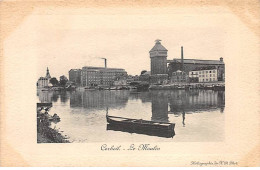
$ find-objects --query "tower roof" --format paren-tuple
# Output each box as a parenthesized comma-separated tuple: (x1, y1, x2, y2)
(149, 39, 168, 52)
(46, 67, 51, 79)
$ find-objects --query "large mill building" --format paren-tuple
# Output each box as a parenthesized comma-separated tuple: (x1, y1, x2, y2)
(149, 40, 225, 83)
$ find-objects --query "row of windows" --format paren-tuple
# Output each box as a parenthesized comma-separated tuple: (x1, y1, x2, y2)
(88, 80, 113, 82)
(191, 70, 216, 75)
(200, 78, 216, 82)
(85, 71, 124, 75)
(190, 73, 217, 77)
(88, 77, 115, 80)
(86, 74, 118, 77)
(199, 74, 217, 77)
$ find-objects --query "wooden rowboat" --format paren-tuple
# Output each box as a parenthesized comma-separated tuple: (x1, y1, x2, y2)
(106, 115, 175, 132)
(107, 123, 175, 138)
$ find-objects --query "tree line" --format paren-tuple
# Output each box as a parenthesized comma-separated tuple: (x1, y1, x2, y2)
(49, 75, 68, 87)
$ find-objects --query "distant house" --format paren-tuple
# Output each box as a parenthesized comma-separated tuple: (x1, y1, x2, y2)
(37, 67, 51, 88)
(189, 66, 218, 83)
(37, 77, 49, 88)
(170, 70, 188, 83)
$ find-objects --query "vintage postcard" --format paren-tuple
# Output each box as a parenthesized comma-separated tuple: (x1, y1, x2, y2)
(0, 0, 259, 167)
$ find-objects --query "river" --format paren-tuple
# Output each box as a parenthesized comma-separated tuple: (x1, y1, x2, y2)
(37, 89, 225, 142)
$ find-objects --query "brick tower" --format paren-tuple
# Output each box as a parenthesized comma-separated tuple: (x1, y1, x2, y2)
(149, 39, 168, 75)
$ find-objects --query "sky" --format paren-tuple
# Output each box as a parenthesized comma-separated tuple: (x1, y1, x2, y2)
(5, 7, 228, 78)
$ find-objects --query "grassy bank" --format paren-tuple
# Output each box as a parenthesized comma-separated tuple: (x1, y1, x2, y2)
(37, 114, 69, 143)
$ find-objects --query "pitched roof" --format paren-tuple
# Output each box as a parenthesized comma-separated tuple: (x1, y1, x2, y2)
(82, 66, 126, 72)
(170, 59, 224, 65)
(149, 40, 168, 52)
(192, 66, 217, 71)
(69, 69, 81, 72)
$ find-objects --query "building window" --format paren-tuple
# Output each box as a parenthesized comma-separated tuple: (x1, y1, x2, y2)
(213, 70, 215, 73)
(209, 71, 211, 73)
(206, 71, 208, 73)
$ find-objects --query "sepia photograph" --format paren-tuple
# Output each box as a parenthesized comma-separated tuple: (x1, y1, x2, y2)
(36, 40, 225, 143)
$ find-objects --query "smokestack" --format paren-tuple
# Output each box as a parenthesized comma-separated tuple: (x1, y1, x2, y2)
(181, 46, 184, 71)
(104, 58, 107, 68)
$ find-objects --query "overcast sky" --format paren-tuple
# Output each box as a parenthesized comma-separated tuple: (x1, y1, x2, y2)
(5, 7, 229, 78)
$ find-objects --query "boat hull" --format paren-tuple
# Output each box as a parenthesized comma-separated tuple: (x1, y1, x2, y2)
(106, 115, 175, 138)
(107, 124, 175, 138)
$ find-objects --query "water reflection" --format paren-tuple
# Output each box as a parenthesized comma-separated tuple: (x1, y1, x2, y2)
(182, 111, 186, 127)
(168, 90, 225, 115)
(37, 89, 225, 141)
(70, 91, 129, 110)
(60, 91, 70, 103)
(37, 90, 59, 103)
(38, 90, 225, 122)
(151, 91, 169, 122)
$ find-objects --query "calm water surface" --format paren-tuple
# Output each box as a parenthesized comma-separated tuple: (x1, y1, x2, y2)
(37, 89, 225, 142)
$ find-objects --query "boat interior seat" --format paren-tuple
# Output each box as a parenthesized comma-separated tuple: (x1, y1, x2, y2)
(112, 117, 127, 121)
(160, 123, 170, 126)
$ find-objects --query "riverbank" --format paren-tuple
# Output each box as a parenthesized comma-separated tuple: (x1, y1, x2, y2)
(149, 82, 225, 90)
(37, 112, 69, 143)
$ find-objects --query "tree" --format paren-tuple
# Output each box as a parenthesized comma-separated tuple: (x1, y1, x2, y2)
(141, 70, 147, 75)
(49, 77, 59, 86)
(59, 75, 68, 87)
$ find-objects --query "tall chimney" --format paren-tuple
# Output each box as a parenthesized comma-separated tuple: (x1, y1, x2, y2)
(181, 46, 184, 71)
(104, 58, 107, 68)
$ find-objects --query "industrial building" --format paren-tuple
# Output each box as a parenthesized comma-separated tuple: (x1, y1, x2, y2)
(81, 66, 127, 87)
(69, 69, 82, 85)
(167, 49, 225, 81)
(148, 39, 225, 83)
